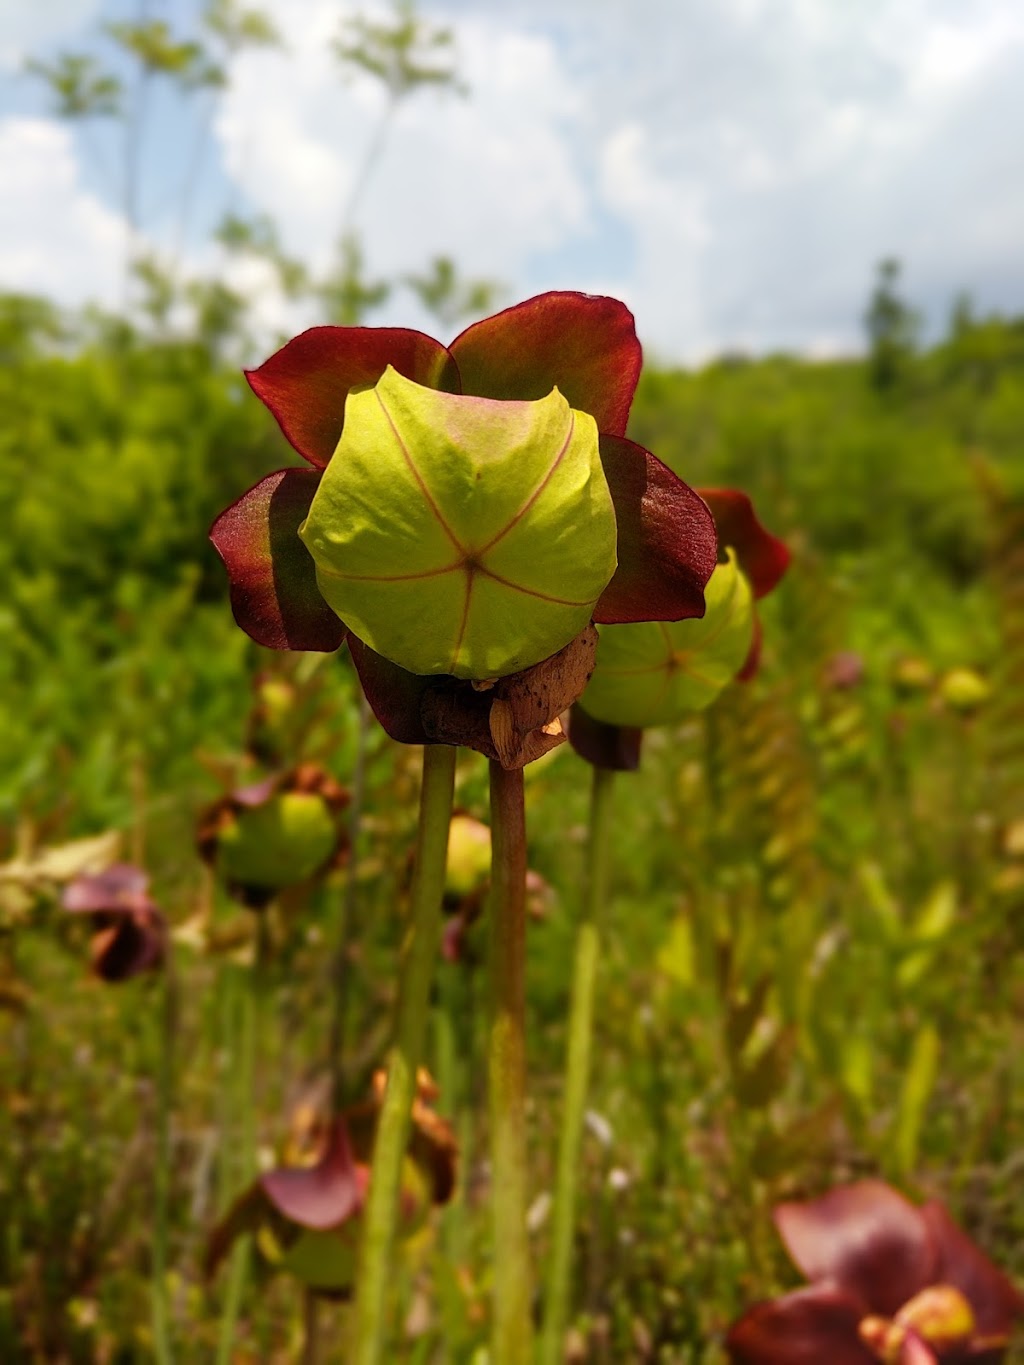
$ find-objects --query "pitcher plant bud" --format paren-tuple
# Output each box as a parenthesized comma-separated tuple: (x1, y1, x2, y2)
(578, 549, 754, 728)
(299, 368, 616, 679)
(568, 486, 790, 771)
(198, 766, 349, 907)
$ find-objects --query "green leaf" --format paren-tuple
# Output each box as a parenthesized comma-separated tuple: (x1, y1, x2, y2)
(894, 1022, 940, 1176)
(656, 916, 695, 987)
(840, 1034, 874, 1110)
(898, 881, 957, 988)
(857, 860, 902, 944)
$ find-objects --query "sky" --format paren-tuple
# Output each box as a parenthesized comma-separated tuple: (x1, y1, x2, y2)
(1, 0, 1023, 362)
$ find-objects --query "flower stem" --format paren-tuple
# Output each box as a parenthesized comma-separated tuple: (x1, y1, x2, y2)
(151, 966, 175, 1365)
(350, 742, 457, 1365)
(215, 958, 259, 1365)
(329, 687, 372, 1109)
(540, 764, 615, 1365)
(488, 761, 533, 1365)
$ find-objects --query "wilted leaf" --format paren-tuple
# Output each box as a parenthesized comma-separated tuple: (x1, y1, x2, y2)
(0, 830, 122, 888)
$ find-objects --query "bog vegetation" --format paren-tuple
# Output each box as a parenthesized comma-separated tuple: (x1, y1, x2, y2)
(4, 2, 1024, 1361)
(3, 276, 1023, 1360)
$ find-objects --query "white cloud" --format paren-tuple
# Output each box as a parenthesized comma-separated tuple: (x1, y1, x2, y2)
(0, 0, 101, 70)
(0, 117, 124, 306)
(215, 1, 590, 334)
(598, 123, 712, 361)
(4, 0, 1024, 358)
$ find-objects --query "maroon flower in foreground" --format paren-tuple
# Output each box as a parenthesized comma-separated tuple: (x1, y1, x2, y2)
(211, 292, 717, 769)
(568, 487, 790, 772)
(62, 864, 167, 981)
(727, 1180, 1024, 1365)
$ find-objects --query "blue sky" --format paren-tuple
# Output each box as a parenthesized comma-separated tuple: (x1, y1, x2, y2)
(2, 0, 1023, 361)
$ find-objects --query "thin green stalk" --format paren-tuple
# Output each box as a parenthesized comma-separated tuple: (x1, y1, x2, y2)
(329, 688, 373, 1109)
(350, 743, 457, 1365)
(215, 959, 259, 1365)
(487, 761, 533, 1365)
(540, 764, 615, 1365)
(151, 966, 175, 1365)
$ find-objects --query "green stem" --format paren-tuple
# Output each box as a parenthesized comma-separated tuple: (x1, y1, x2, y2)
(540, 764, 615, 1365)
(350, 743, 457, 1365)
(329, 688, 373, 1109)
(215, 959, 259, 1365)
(488, 761, 533, 1365)
(151, 967, 175, 1365)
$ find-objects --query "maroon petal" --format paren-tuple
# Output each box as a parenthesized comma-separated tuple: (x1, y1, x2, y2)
(63, 864, 150, 913)
(920, 1201, 1024, 1341)
(92, 908, 166, 981)
(210, 468, 346, 653)
(449, 292, 641, 436)
(699, 488, 790, 599)
(567, 704, 644, 771)
(727, 1286, 877, 1365)
(346, 634, 434, 746)
(232, 775, 283, 807)
(260, 1120, 363, 1231)
(349, 628, 597, 769)
(246, 327, 458, 468)
(775, 1180, 936, 1317)
(594, 436, 716, 624)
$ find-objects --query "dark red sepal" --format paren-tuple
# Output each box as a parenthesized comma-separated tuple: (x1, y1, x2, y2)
(775, 1180, 935, 1318)
(348, 628, 598, 769)
(210, 468, 346, 653)
(594, 435, 716, 624)
(63, 864, 150, 912)
(449, 292, 641, 436)
(260, 1120, 363, 1230)
(62, 866, 167, 981)
(699, 488, 790, 599)
(346, 635, 434, 746)
(921, 1201, 1024, 1343)
(246, 326, 459, 468)
(567, 705, 644, 771)
(726, 1286, 877, 1365)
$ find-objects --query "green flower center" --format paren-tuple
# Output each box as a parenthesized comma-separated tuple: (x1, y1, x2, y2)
(299, 367, 617, 680)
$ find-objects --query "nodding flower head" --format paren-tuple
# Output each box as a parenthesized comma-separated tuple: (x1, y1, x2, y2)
(211, 292, 719, 767)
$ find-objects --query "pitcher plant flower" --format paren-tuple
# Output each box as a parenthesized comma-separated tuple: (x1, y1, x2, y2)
(206, 1070, 457, 1296)
(541, 490, 788, 1365)
(210, 291, 715, 1365)
(211, 291, 716, 769)
(726, 1179, 1024, 1365)
(62, 863, 167, 981)
(568, 487, 790, 773)
(197, 763, 350, 909)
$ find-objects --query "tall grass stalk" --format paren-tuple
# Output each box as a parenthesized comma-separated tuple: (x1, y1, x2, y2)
(151, 966, 175, 1365)
(215, 956, 259, 1365)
